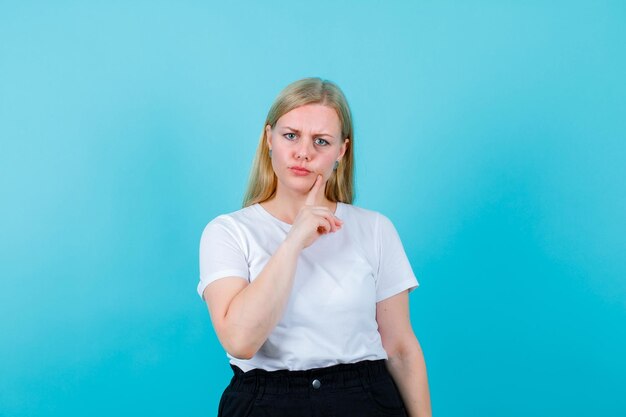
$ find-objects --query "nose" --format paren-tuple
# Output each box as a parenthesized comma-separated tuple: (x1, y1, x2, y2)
(295, 139, 313, 161)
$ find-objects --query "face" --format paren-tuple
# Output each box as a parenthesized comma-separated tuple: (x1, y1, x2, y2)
(266, 103, 349, 196)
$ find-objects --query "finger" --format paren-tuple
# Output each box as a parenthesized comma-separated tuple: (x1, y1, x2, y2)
(305, 174, 324, 206)
(318, 218, 332, 234)
(309, 207, 343, 232)
(319, 210, 340, 233)
(331, 217, 343, 232)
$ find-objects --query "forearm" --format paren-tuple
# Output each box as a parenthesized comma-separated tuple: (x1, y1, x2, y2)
(223, 239, 301, 358)
(386, 339, 432, 417)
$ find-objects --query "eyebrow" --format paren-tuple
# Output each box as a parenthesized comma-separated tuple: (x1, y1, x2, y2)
(282, 126, 335, 138)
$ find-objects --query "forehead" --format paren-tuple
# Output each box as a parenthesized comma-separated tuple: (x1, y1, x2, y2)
(276, 104, 341, 133)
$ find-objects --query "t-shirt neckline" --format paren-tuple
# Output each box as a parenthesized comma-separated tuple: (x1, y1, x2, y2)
(254, 202, 343, 227)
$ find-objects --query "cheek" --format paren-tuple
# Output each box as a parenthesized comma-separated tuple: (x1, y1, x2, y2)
(316, 154, 337, 173)
(272, 149, 287, 165)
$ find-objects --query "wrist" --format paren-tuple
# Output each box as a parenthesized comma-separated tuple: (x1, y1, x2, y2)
(281, 235, 304, 254)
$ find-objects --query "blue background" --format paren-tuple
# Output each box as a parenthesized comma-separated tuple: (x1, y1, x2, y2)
(1, 1, 625, 416)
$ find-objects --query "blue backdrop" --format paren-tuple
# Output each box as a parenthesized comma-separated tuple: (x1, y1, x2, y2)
(1, 1, 625, 416)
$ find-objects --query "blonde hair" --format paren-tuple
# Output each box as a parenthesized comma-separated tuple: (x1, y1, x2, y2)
(242, 77, 354, 207)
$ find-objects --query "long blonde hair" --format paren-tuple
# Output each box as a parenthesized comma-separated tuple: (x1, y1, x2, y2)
(242, 77, 354, 207)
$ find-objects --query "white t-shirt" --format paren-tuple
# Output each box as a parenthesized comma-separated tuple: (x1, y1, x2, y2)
(197, 202, 419, 372)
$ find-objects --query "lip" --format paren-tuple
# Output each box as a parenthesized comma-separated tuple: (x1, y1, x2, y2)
(289, 166, 311, 176)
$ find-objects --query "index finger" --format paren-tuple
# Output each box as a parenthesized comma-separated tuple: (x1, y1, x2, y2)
(305, 174, 324, 206)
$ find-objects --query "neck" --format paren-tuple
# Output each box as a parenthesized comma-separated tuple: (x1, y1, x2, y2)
(261, 186, 336, 225)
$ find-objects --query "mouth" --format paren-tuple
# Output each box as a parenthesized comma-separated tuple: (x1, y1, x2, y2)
(289, 166, 311, 175)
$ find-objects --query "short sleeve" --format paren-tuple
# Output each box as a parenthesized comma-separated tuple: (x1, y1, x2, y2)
(375, 213, 419, 302)
(197, 216, 250, 300)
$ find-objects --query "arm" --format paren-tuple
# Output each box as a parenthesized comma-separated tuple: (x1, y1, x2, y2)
(203, 239, 300, 359)
(377, 290, 432, 417)
(203, 175, 342, 359)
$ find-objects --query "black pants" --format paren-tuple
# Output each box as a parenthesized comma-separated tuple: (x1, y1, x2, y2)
(217, 359, 408, 417)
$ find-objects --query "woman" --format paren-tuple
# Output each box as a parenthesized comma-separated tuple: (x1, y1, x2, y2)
(198, 78, 432, 417)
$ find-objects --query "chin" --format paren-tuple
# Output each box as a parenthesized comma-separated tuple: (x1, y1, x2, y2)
(279, 176, 315, 194)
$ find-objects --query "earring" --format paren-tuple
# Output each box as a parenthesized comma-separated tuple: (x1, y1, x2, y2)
(333, 160, 339, 171)
(269, 149, 272, 158)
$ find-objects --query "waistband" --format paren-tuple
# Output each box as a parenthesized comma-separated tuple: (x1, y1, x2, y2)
(228, 360, 389, 395)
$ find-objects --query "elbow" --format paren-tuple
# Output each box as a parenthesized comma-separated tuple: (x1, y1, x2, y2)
(227, 346, 257, 360)
(221, 331, 261, 360)
(384, 337, 421, 363)
(214, 314, 265, 360)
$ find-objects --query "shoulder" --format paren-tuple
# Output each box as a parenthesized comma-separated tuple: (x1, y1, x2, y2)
(340, 203, 402, 242)
(339, 202, 391, 227)
(201, 205, 262, 238)
(340, 202, 378, 220)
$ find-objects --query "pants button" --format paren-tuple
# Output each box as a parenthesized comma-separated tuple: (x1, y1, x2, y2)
(312, 379, 321, 389)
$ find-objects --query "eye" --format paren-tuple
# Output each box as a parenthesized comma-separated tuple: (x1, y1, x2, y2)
(314, 138, 330, 146)
(284, 133, 297, 141)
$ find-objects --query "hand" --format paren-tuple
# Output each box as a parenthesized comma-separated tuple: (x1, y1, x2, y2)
(285, 175, 344, 250)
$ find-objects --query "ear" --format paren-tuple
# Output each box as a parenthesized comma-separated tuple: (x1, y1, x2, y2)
(338, 138, 349, 160)
(265, 125, 273, 150)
